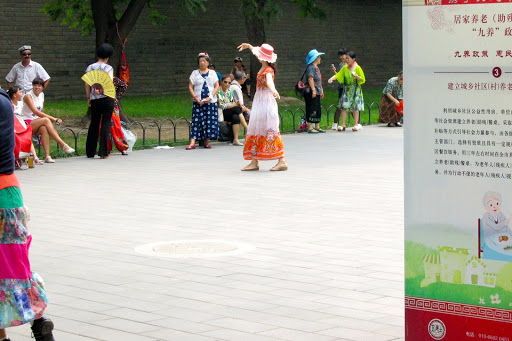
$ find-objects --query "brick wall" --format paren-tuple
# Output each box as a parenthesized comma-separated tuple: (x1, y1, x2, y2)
(0, 0, 402, 100)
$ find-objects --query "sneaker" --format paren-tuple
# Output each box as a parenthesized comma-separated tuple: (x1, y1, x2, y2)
(31, 316, 55, 341)
(331, 123, 338, 130)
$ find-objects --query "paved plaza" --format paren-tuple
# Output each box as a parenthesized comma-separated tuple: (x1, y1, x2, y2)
(9, 125, 404, 341)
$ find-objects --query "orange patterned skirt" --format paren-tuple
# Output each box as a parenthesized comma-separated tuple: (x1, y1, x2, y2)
(242, 87, 284, 160)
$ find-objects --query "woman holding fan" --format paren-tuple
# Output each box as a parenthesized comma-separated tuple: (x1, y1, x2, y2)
(84, 43, 115, 159)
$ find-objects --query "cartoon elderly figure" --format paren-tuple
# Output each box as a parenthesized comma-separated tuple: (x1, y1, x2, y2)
(482, 191, 511, 238)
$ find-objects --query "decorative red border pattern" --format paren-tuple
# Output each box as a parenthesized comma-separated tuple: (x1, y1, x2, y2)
(406, 296, 512, 323)
(426, 0, 512, 4)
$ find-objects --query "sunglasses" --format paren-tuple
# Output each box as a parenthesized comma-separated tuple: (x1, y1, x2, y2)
(22, 53, 31, 56)
(223, 81, 231, 84)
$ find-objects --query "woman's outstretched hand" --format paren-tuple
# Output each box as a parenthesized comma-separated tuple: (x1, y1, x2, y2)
(237, 43, 252, 52)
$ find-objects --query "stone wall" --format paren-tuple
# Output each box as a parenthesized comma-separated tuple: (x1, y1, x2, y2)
(0, 0, 402, 100)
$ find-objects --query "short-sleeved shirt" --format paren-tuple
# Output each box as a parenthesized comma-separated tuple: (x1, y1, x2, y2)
(189, 70, 218, 103)
(383, 76, 403, 100)
(85, 62, 114, 100)
(20, 90, 44, 121)
(336, 62, 346, 90)
(12, 101, 23, 116)
(305, 64, 323, 95)
(217, 88, 236, 110)
(256, 67, 274, 88)
(230, 80, 244, 105)
(5, 61, 50, 94)
(334, 65, 366, 86)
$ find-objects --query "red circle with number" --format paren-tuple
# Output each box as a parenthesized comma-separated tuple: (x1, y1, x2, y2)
(493, 67, 502, 78)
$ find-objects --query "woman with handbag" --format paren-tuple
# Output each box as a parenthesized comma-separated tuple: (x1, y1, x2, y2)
(237, 43, 287, 171)
(304, 49, 325, 133)
(328, 51, 366, 131)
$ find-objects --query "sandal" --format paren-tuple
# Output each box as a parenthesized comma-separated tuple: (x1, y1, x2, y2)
(33, 158, 44, 165)
(307, 130, 319, 134)
(204, 144, 212, 149)
(242, 162, 259, 171)
(121, 151, 128, 155)
(45, 156, 55, 163)
(337, 126, 346, 131)
(15, 160, 28, 170)
(317, 129, 326, 133)
(62, 144, 75, 154)
(270, 163, 288, 171)
(186, 144, 196, 150)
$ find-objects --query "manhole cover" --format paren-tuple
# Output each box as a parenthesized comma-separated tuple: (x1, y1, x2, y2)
(135, 240, 254, 258)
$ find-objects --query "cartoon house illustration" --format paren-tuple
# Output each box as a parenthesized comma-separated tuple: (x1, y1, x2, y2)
(421, 246, 496, 288)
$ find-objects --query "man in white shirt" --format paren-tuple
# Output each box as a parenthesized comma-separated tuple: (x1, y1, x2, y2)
(230, 71, 250, 114)
(6, 46, 51, 94)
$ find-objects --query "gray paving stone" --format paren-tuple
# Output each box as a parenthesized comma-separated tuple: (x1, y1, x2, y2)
(11, 126, 404, 340)
(258, 327, 339, 341)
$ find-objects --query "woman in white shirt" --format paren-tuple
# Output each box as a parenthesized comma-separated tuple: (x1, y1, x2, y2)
(186, 53, 219, 150)
(22, 78, 74, 163)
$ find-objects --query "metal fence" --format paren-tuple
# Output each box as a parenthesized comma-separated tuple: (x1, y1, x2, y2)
(48, 101, 380, 154)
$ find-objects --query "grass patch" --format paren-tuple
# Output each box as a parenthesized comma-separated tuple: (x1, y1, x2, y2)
(45, 89, 384, 121)
(37, 89, 385, 159)
(406, 276, 512, 310)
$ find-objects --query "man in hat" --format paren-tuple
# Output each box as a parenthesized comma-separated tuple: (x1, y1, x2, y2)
(5, 46, 50, 94)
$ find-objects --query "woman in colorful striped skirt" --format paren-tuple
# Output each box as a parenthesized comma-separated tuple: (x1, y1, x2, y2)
(0, 89, 54, 341)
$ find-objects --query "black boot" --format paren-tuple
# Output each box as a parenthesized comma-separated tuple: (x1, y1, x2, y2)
(31, 316, 55, 341)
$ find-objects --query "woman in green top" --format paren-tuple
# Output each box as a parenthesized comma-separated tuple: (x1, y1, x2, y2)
(217, 74, 248, 146)
(328, 51, 365, 131)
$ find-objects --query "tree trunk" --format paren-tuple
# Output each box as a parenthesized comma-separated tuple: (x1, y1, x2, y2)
(85, 0, 148, 124)
(243, 0, 267, 84)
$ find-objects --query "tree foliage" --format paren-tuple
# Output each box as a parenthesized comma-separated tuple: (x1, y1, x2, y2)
(40, 0, 207, 36)
(241, 0, 326, 85)
(241, 0, 326, 23)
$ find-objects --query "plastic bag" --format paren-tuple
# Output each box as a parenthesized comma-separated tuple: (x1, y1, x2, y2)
(121, 127, 137, 152)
